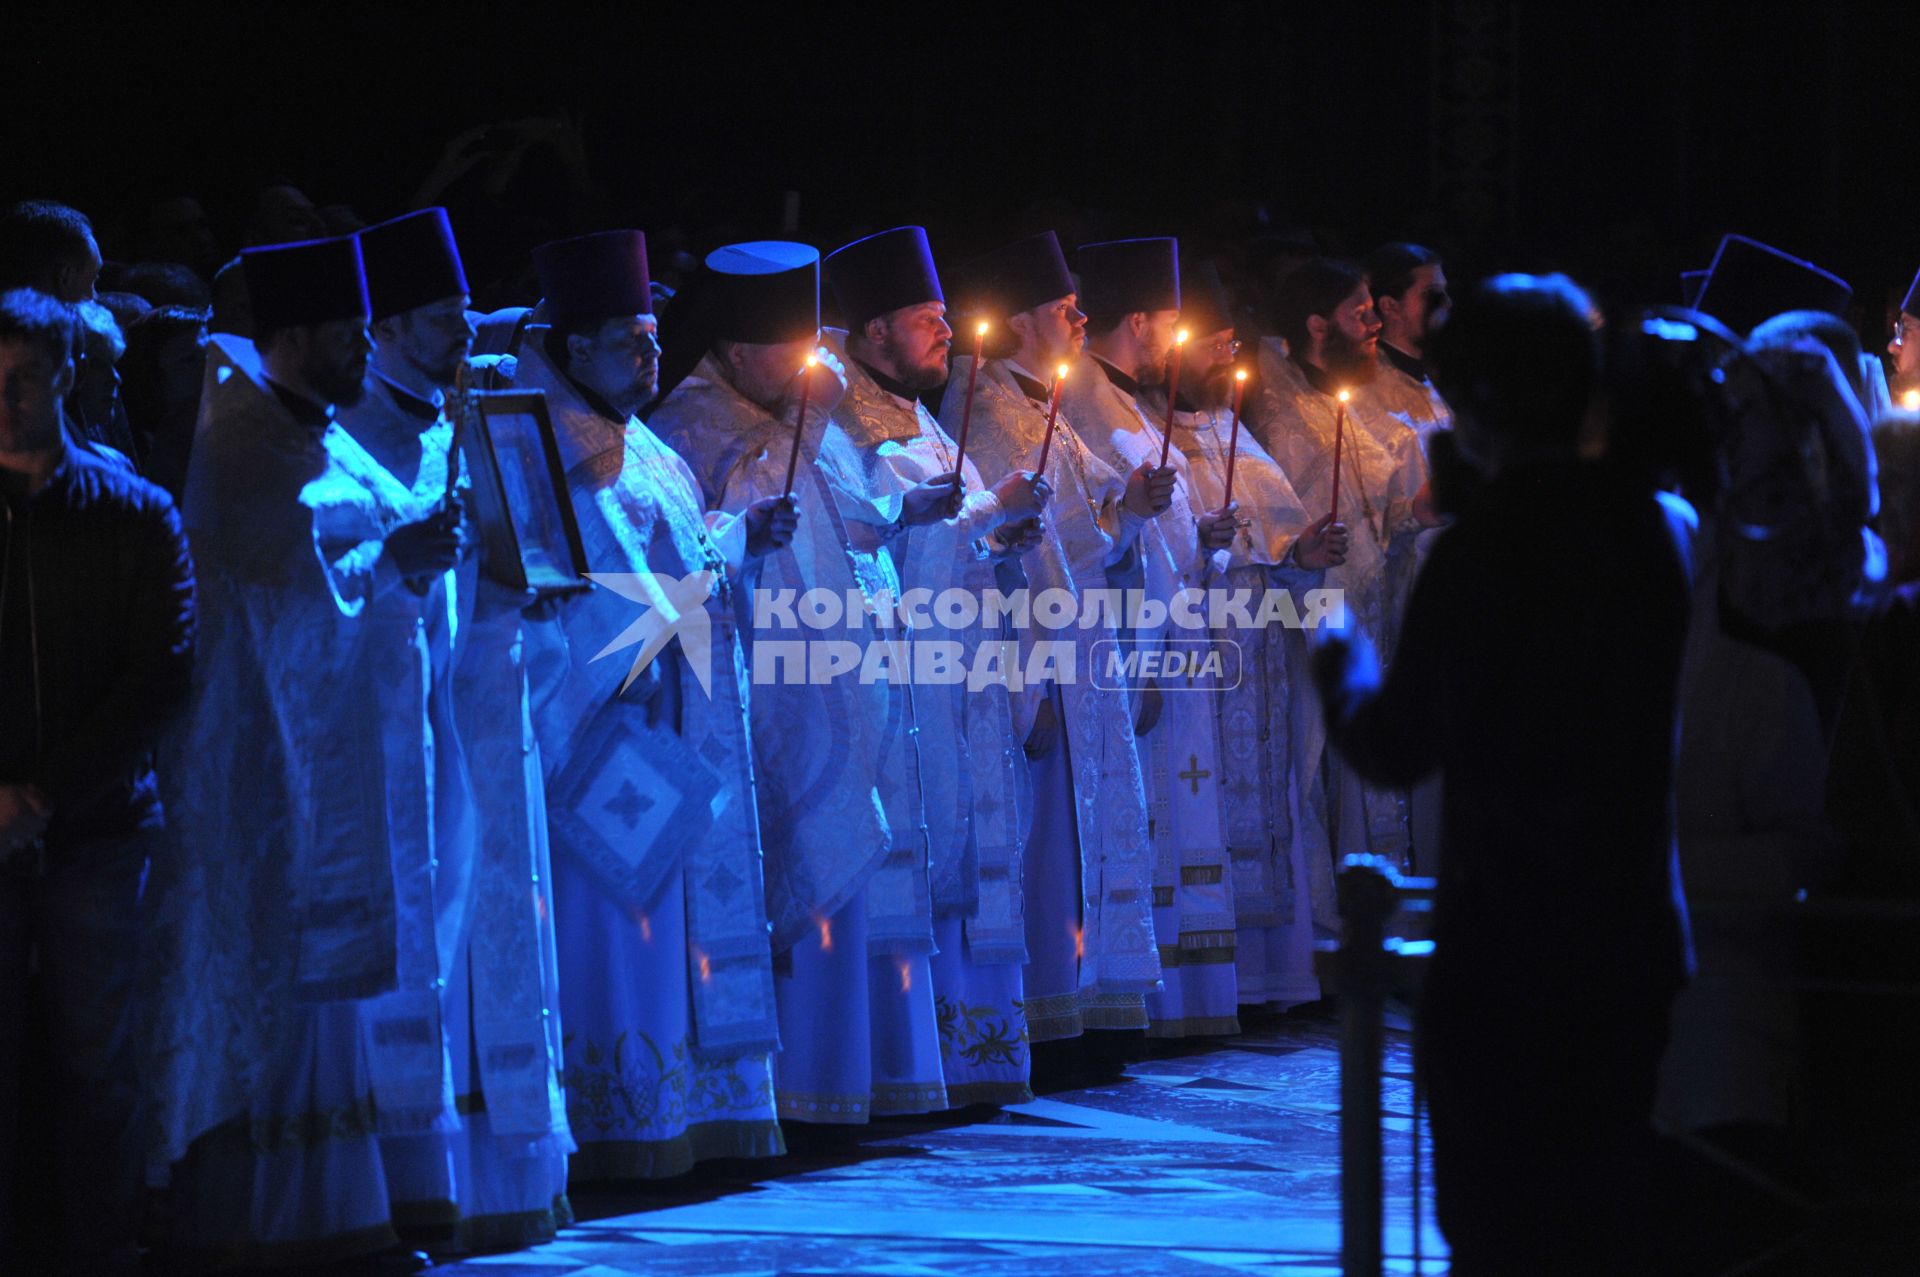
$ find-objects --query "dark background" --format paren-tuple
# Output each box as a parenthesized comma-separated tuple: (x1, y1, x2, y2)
(6, 1, 1916, 321)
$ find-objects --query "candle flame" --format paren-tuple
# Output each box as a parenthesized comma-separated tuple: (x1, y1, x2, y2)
(533, 891, 548, 922)
(1337, 389, 1351, 403)
(1235, 368, 1248, 382)
(638, 912, 652, 943)
(976, 320, 990, 336)
(1073, 925, 1086, 960)
(805, 353, 818, 368)
(697, 951, 713, 983)
(1175, 328, 1190, 346)
(818, 915, 833, 953)
(899, 959, 913, 993)
(1905, 389, 1920, 411)
(1056, 362, 1070, 379)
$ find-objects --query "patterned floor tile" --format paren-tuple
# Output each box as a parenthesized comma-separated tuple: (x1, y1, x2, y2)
(433, 1017, 1447, 1276)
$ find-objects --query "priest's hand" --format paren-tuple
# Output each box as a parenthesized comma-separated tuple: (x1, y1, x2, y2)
(994, 516, 1046, 556)
(1295, 515, 1350, 569)
(1413, 481, 1444, 529)
(745, 494, 800, 558)
(991, 469, 1052, 519)
(902, 472, 965, 525)
(1024, 695, 1061, 760)
(1132, 679, 1165, 737)
(383, 511, 464, 587)
(1124, 463, 1176, 518)
(787, 348, 849, 421)
(1199, 503, 1241, 552)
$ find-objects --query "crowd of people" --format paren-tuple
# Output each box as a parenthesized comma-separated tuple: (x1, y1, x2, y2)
(1, 181, 1915, 1277)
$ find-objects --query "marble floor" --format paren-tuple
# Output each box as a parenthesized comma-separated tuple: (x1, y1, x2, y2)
(436, 1010, 1445, 1276)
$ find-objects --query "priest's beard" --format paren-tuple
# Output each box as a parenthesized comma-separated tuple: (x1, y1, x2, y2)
(313, 353, 370, 407)
(1197, 365, 1236, 409)
(1322, 327, 1380, 387)
(879, 329, 950, 391)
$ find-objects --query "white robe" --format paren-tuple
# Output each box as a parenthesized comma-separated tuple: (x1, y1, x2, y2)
(339, 370, 573, 1245)
(835, 345, 1033, 1103)
(145, 335, 414, 1263)
(1251, 341, 1426, 912)
(1159, 389, 1323, 1009)
(949, 358, 1161, 1038)
(1065, 361, 1235, 1037)
(652, 352, 947, 1121)
(510, 335, 783, 1173)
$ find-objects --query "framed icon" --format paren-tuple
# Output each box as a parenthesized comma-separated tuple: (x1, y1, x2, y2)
(458, 389, 590, 596)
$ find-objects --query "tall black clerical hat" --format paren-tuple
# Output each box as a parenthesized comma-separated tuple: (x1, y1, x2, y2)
(533, 230, 652, 327)
(1076, 237, 1181, 318)
(359, 207, 469, 321)
(1900, 268, 1920, 319)
(1695, 234, 1851, 334)
(704, 241, 820, 343)
(242, 234, 370, 333)
(954, 231, 1076, 320)
(825, 226, 943, 330)
(1177, 258, 1234, 338)
(1679, 269, 1709, 309)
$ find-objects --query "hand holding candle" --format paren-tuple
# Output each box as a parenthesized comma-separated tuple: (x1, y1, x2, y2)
(1329, 388, 1349, 522)
(1222, 367, 1248, 506)
(1156, 327, 1190, 469)
(950, 320, 990, 483)
(1035, 361, 1068, 475)
(781, 352, 819, 501)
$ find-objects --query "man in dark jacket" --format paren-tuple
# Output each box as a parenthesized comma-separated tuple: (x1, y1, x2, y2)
(1313, 274, 1693, 1275)
(0, 288, 195, 1273)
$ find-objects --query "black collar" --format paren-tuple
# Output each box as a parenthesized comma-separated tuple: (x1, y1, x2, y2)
(1008, 367, 1049, 405)
(1382, 341, 1427, 383)
(266, 379, 333, 433)
(1089, 353, 1142, 398)
(376, 372, 442, 422)
(855, 358, 922, 405)
(1295, 358, 1339, 399)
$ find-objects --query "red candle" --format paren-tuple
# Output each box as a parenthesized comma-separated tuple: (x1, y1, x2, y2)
(1330, 388, 1350, 522)
(950, 320, 989, 483)
(1156, 328, 1191, 470)
(781, 353, 818, 500)
(1222, 368, 1248, 506)
(1035, 362, 1068, 475)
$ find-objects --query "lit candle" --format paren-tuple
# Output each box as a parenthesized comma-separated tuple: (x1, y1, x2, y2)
(1330, 388, 1350, 522)
(1222, 368, 1249, 506)
(950, 320, 990, 483)
(1157, 328, 1191, 469)
(781, 352, 818, 501)
(1905, 388, 1920, 412)
(1035, 361, 1069, 475)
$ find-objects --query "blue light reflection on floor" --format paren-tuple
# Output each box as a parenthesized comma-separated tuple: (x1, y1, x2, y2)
(437, 1012, 1445, 1275)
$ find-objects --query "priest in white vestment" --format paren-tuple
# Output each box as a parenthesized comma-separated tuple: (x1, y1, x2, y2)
(1249, 258, 1440, 916)
(513, 231, 788, 1175)
(1143, 260, 1347, 1013)
(144, 234, 468, 1267)
(1065, 238, 1242, 1038)
(823, 226, 1049, 1103)
(341, 209, 573, 1248)
(942, 231, 1171, 1049)
(652, 241, 961, 1122)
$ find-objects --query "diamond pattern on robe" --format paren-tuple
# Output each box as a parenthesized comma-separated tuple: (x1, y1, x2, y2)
(602, 779, 656, 830)
(703, 859, 745, 904)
